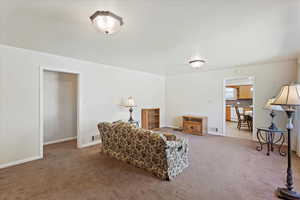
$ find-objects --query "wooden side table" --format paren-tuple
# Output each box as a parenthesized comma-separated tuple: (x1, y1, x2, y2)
(256, 127, 286, 156)
(141, 108, 160, 130)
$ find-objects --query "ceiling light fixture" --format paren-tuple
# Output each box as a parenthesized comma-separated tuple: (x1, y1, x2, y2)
(189, 59, 206, 68)
(90, 11, 124, 34)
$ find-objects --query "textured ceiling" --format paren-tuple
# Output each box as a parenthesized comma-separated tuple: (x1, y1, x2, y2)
(1, 0, 300, 75)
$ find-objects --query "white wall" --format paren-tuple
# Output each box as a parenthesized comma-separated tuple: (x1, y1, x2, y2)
(0, 49, 4, 158)
(165, 61, 297, 138)
(44, 71, 77, 144)
(0, 42, 297, 167)
(294, 58, 300, 156)
(0, 44, 165, 166)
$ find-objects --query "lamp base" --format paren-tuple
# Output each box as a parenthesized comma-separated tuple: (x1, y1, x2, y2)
(128, 107, 134, 123)
(277, 188, 300, 200)
(269, 111, 278, 130)
(268, 122, 278, 130)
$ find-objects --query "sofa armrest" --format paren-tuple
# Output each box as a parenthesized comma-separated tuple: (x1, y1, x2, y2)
(166, 138, 187, 150)
(165, 138, 189, 180)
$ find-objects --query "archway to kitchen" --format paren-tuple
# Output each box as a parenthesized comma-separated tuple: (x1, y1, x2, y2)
(223, 76, 255, 140)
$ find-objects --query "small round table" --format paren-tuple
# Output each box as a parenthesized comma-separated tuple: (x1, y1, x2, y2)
(256, 127, 286, 156)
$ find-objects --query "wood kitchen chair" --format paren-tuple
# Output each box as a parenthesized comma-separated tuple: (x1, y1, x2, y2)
(235, 106, 252, 131)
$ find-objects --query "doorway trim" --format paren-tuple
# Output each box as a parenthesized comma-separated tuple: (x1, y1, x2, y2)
(39, 66, 81, 158)
(222, 76, 256, 140)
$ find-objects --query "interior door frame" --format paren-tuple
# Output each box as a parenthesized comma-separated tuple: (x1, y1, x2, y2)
(222, 76, 256, 140)
(39, 66, 81, 158)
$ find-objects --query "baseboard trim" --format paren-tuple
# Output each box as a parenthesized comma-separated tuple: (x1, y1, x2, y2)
(208, 131, 221, 135)
(164, 125, 180, 129)
(44, 136, 77, 145)
(0, 156, 42, 169)
(80, 140, 101, 148)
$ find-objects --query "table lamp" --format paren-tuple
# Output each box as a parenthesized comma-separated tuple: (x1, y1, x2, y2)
(272, 83, 300, 199)
(264, 98, 284, 130)
(123, 96, 136, 123)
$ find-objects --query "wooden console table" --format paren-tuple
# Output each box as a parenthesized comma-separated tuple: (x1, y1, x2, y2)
(182, 115, 208, 136)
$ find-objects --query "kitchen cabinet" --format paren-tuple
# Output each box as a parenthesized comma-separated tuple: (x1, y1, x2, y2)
(226, 105, 231, 121)
(238, 85, 252, 99)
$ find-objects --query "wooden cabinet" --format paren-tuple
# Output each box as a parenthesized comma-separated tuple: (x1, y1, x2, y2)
(141, 108, 160, 130)
(226, 105, 231, 121)
(238, 85, 252, 99)
(227, 85, 253, 99)
(182, 115, 207, 136)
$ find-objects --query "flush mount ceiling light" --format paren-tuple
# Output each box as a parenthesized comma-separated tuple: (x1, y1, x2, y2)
(188, 59, 206, 68)
(90, 11, 124, 34)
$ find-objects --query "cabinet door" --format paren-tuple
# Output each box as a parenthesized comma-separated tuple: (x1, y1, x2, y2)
(141, 110, 149, 129)
(226, 106, 231, 121)
(239, 85, 252, 99)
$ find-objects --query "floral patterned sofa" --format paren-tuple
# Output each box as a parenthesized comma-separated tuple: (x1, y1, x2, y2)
(97, 121, 189, 180)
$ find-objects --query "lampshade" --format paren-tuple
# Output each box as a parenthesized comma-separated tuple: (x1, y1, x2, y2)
(90, 11, 123, 34)
(124, 96, 136, 107)
(264, 98, 284, 111)
(272, 84, 300, 107)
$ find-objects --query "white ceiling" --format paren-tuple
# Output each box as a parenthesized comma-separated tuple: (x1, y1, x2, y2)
(1, 0, 300, 76)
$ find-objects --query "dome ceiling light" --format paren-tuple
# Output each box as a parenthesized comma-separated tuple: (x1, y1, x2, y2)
(90, 11, 124, 35)
(188, 59, 206, 69)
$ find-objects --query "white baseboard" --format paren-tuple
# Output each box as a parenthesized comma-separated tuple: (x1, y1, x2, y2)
(208, 131, 221, 135)
(0, 156, 42, 169)
(44, 136, 77, 145)
(80, 140, 101, 148)
(164, 125, 180, 129)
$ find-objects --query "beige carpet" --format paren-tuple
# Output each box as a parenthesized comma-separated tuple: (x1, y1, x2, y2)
(0, 129, 300, 200)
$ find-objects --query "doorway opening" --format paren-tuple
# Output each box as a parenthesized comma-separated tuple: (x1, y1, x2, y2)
(223, 76, 255, 140)
(40, 68, 80, 158)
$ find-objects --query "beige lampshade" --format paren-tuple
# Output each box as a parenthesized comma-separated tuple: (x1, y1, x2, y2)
(124, 96, 136, 107)
(272, 84, 300, 106)
(264, 98, 284, 111)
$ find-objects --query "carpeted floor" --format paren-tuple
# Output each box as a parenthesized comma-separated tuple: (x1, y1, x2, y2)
(0, 129, 299, 200)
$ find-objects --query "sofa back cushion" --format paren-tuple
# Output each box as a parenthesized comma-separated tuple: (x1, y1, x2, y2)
(98, 122, 168, 170)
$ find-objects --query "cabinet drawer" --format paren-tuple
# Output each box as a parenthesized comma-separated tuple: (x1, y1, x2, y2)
(183, 121, 202, 134)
